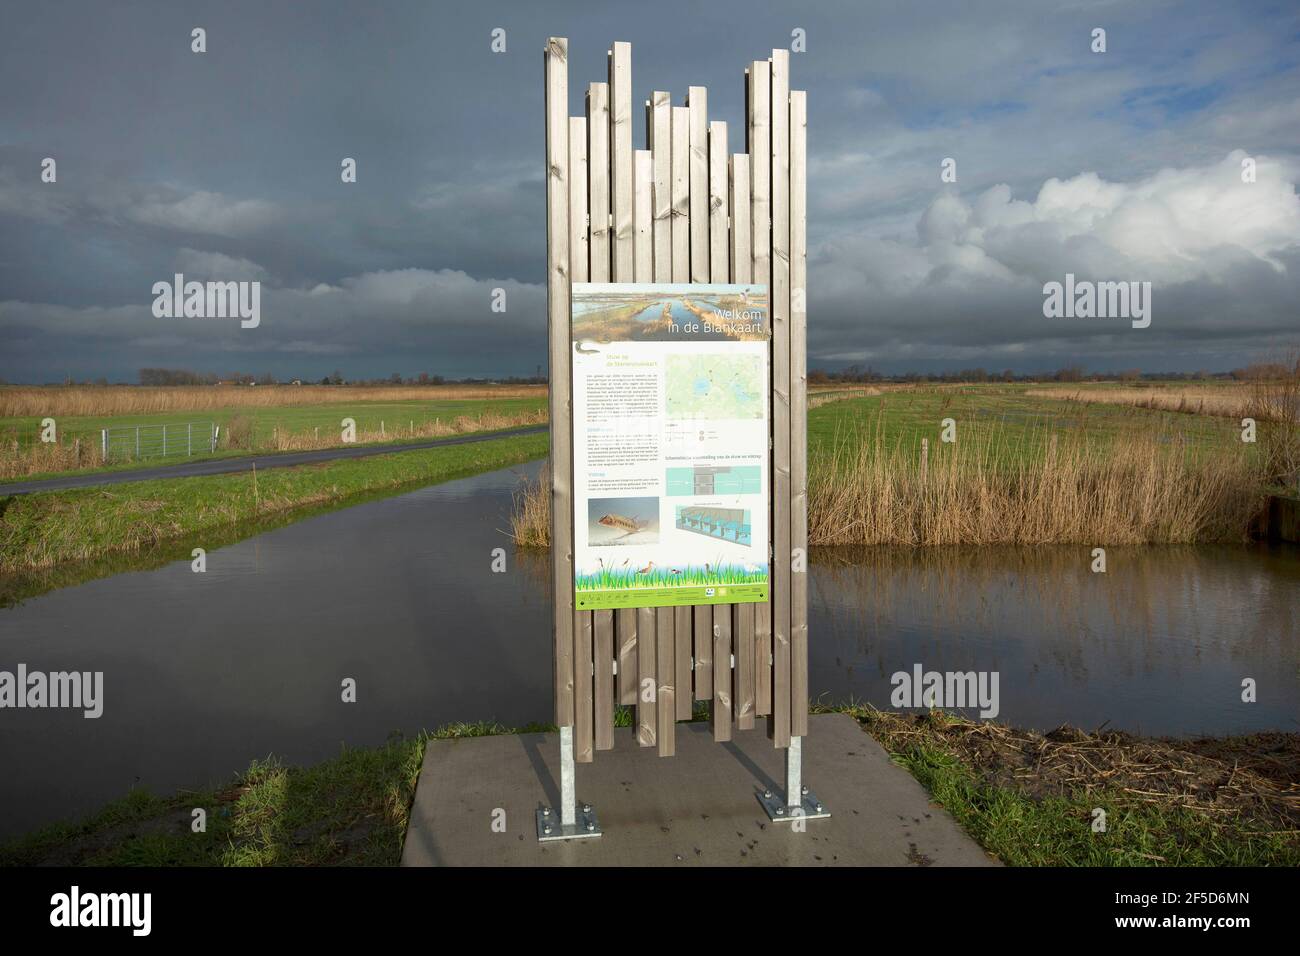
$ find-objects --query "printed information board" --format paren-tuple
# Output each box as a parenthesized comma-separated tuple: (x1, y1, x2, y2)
(571, 283, 770, 610)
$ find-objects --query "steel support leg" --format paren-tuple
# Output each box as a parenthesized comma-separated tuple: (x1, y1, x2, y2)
(537, 725, 602, 841)
(758, 736, 831, 823)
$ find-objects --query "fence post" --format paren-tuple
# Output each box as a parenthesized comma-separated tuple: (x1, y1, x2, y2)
(187, 422, 192, 456)
(135, 426, 140, 459)
(101, 428, 107, 463)
(162, 424, 166, 457)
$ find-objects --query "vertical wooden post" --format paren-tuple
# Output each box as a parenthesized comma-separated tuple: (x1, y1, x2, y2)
(769, 48, 792, 749)
(650, 92, 672, 283)
(748, 58, 773, 718)
(544, 37, 574, 729)
(670, 106, 690, 284)
(609, 43, 633, 282)
(569, 118, 589, 286)
(790, 88, 808, 738)
(730, 154, 752, 284)
(587, 81, 615, 751)
(633, 147, 656, 747)
(687, 86, 709, 283)
(656, 604, 676, 756)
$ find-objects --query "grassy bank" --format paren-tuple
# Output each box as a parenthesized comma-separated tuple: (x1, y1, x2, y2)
(840, 706, 1300, 866)
(5, 705, 1293, 866)
(0, 430, 548, 573)
(0, 389, 547, 480)
(0, 723, 515, 867)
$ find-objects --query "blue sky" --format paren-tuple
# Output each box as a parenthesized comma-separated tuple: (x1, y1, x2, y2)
(1, 0, 1297, 381)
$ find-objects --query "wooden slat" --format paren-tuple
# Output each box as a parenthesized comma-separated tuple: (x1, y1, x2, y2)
(544, 37, 574, 728)
(729, 154, 751, 284)
(687, 86, 709, 282)
(656, 606, 675, 756)
(633, 146, 655, 748)
(790, 88, 808, 738)
(674, 604, 692, 719)
(735, 601, 755, 729)
(595, 609, 614, 749)
(755, 588, 772, 714)
(617, 607, 637, 705)
(650, 92, 671, 282)
(748, 59, 772, 718)
(575, 609, 593, 762)
(569, 118, 589, 285)
(748, 60, 771, 291)
(587, 82, 611, 283)
(670, 105, 690, 282)
(769, 49, 792, 748)
(636, 605, 656, 746)
(712, 607, 732, 741)
(708, 121, 729, 282)
(609, 43, 633, 281)
(693, 605, 713, 700)
(586, 84, 614, 748)
(634, 149, 652, 281)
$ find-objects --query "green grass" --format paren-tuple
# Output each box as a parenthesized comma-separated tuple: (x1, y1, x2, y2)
(1, 397, 546, 447)
(808, 384, 1245, 469)
(574, 561, 766, 590)
(0, 429, 548, 573)
(837, 705, 1299, 867)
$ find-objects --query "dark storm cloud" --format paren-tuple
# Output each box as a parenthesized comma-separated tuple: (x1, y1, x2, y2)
(0, 0, 1297, 382)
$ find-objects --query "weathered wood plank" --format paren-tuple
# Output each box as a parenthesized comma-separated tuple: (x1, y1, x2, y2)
(544, 37, 574, 728)
(587, 82, 611, 283)
(594, 609, 614, 750)
(755, 588, 772, 715)
(687, 86, 708, 283)
(650, 92, 671, 282)
(568, 117, 588, 285)
(617, 607, 637, 705)
(636, 605, 656, 746)
(712, 606, 732, 741)
(748, 60, 771, 292)
(674, 604, 692, 719)
(790, 88, 809, 738)
(608, 43, 633, 281)
(735, 601, 755, 730)
(708, 121, 729, 282)
(693, 605, 713, 700)
(633, 144, 655, 747)
(656, 606, 675, 756)
(574, 608, 593, 762)
(730, 153, 751, 284)
(634, 149, 653, 282)
(671, 105, 690, 282)
(769, 49, 792, 748)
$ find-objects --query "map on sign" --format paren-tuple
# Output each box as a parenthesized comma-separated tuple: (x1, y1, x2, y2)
(665, 354, 764, 420)
(570, 282, 771, 610)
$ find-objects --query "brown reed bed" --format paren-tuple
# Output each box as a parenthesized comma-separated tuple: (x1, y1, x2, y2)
(511, 420, 1267, 547)
(0, 383, 546, 419)
(1026, 384, 1252, 420)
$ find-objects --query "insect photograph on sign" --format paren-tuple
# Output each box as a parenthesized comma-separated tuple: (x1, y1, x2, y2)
(570, 283, 771, 610)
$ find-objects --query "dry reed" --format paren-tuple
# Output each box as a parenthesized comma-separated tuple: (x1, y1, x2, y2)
(511, 420, 1266, 547)
(0, 383, 546, 419)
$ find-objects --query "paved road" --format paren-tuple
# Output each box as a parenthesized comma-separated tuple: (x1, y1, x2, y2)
(0, 425, 548, 496)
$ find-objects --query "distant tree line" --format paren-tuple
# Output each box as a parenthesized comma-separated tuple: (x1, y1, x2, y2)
(133, 368, 549, 387)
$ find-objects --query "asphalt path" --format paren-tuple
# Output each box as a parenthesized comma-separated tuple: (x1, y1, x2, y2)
(0, 425, 548, 496)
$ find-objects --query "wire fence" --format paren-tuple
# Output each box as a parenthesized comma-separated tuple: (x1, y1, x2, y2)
(101, 422, 217, 462)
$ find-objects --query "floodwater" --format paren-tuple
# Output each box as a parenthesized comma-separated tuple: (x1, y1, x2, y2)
(0, 462, 1297, 837)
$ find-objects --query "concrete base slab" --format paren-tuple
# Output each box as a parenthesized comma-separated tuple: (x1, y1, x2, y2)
(402, 713, 997, 866)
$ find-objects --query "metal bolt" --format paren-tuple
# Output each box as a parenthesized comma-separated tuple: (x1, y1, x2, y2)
(776, 806, 785, 816)
(801, 786, 809, 795)
(815, 803, 823, 813)
(586, 821, 595, 832)
(763, 789, 772, 799)
(583, 804, 591, 813)
(543, 824, 552, 834)
(542, 807, 550, 817)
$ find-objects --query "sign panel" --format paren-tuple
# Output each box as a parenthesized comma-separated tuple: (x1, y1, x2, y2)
(571, 283, 770, 609)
